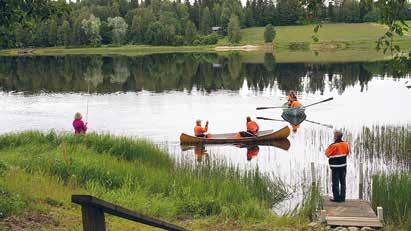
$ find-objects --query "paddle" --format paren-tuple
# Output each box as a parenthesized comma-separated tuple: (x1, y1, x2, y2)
(304, 119, 333, 129)
(303, 97, 333, 108)
(257, 117, 333, 129)
(256, 97, 333, 110)
(257, 117, 287, 122)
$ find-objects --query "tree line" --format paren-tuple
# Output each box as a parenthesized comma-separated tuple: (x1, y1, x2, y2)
(1, 0, 411, 49)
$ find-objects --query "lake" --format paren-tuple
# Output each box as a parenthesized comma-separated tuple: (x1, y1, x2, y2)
(0, 53, 409, 213)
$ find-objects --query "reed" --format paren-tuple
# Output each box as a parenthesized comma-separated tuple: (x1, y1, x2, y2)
(0, 131, 290, 221)
(372, 173, 411, 228)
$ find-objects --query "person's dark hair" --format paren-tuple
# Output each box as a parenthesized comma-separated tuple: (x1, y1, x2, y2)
(289, 91, 297, 100)
(334, 131, 343, 142)
(246, 116, 251, 122)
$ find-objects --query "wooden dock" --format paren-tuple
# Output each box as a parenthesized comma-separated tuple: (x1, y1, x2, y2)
(322, 197, 383, 228)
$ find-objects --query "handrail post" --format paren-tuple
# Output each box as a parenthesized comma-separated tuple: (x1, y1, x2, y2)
(81, 205, 106, 231)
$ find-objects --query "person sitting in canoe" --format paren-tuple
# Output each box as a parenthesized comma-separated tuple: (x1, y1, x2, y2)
(73, 112, 87, 135)
(287, 91, 302, 108)
(194, 119, 209, 138)
(239, 116, 259, 137)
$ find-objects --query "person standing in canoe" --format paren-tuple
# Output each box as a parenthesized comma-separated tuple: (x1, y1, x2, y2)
(239, 116, 259, 137)
(287, 91, 302, 108)
(73, 112, 87, 135)
(325, 130, 350, 203)
(194, 119, 209, 138)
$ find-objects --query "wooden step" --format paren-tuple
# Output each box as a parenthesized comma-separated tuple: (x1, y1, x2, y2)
(326, 216, 383, 228)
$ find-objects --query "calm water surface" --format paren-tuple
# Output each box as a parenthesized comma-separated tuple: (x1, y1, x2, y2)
(0, 53, 410, 212)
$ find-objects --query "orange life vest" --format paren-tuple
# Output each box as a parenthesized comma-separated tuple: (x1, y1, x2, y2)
(325, 141, 350, 167)
(290, 100, 302, 108)
(247, 121, 259, 135)
(194, 125, 207, 136)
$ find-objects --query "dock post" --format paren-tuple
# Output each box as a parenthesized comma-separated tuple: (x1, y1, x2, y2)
(359, 162, 363, 199)
(377, 207, 383, 222)
(320, 210, 327, 223)
(326, 167, 329, 194)
(311, 162, 315, 184)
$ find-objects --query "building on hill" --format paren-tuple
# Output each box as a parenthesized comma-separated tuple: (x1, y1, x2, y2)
(212, 26, 224, 36)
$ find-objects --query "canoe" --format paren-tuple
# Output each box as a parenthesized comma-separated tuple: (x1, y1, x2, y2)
(180, 138, 291, 151)
(282, 103, 305, 117)
(180, 126, 290, 144)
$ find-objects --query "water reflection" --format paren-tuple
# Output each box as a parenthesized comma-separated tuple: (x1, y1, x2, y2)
(1, 54, 410, 94)
(181, 139, 291, 162)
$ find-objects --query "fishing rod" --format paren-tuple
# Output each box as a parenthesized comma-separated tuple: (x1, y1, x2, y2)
(256, 97, 333, 110)
(86, 80, 90, 123)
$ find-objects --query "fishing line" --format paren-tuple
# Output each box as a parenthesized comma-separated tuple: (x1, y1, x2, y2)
(86, 80, 90, 123)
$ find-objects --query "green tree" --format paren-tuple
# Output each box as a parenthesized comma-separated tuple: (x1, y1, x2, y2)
(184, 20, 197, 44)
(100, 21, 112, 44)
(108, 16, 128, 45)
(264, 23, 275, 43)
(129, 8, 157, 43)
(227, 14, 241, 44)
(48, 19, 58, 46)
(14, 23, 27, 48)
(60, 21, 71, 47)
(277, 0, 301, 25)
(200, 7, 211, 34)
(81, 14, 102, 47)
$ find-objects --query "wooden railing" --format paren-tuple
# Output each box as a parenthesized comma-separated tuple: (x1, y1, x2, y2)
(72, 195, 187, 231)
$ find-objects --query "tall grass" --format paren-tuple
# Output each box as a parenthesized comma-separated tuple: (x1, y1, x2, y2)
(288, 183, 322, 221)
(0, 131, 289, 221)
(372, 173, 411, 228)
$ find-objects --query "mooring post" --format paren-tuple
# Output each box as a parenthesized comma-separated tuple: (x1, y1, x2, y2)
(326, 166, 329, 194)
(359, 162, 364, 199)
(81, 205, 106, 231)
(377, 207, 384, 222)
(311, 162, 315, 184)
(320, 209, 327, 223)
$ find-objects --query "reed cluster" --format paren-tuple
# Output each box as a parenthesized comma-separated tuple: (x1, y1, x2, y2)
(372, 172, 411, 228)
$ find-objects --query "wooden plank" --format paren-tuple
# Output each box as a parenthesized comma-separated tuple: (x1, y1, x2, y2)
(323, 198, 376, 217)
(72, 195, 187, 231)
(326, 216, 383, 227)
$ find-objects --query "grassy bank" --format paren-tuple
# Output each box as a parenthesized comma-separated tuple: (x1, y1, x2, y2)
(1, 23, 411, 63)
(0, 131, 306, 230)
(219, 22, 411, 50)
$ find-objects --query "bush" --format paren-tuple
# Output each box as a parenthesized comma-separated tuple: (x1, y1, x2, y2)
(0, 187, 28, 218)
(192, 39, 201, 46)
(173, 35, 184, 46)
(200, 33, 219, 45)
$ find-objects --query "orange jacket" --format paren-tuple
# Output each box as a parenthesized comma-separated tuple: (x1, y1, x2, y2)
(247, 121, 259, 135)
(194, 125, 207, 136)
(290, 100, 302, 108)
(325, 141, 350, 167)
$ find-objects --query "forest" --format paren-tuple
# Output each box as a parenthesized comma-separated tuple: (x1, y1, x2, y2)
(1, 0, 411, 49)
